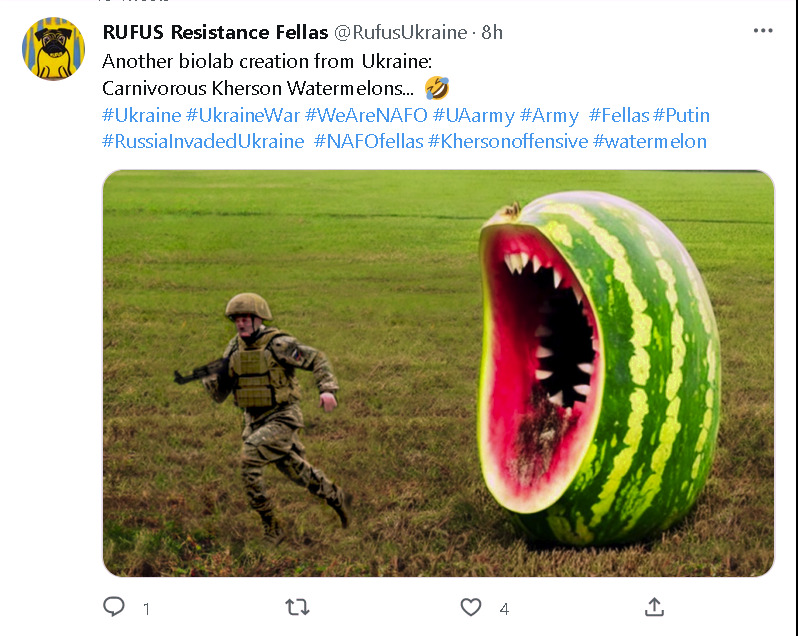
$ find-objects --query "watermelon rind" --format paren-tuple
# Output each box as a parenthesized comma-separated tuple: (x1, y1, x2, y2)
(478, 192, 721, 545)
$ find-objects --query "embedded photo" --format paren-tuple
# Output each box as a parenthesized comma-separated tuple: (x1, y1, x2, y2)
(103, 170, 773, 577)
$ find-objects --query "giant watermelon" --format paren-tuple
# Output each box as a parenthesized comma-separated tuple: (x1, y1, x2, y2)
(478, 192, 720, 545)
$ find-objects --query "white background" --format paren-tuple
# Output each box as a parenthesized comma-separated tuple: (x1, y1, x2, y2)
(1, 1, 794, 634)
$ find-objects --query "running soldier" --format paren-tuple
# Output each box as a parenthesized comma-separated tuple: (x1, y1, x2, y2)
(201, 292, 352, 544)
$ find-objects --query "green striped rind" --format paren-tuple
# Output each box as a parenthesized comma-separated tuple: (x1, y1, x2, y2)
(487, 192, 721, 545)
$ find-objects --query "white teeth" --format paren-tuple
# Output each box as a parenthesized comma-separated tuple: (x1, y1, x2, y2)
(532, 255, 541, 273)
(535, 369, 553, 380)
(535, 325, 552, 337)
(565, 407, 573, 418)
(536, 346, 554, 358)
(503, 254, 517, 274)
(592, 338, 600, 351)
(549, 391, 563, 406)
(574, 384, 591, 396)
(503, 252, 528, 275)
(573, 287, 583, 304)
(553, 269, 562, 288)
(502, 253, 515, 274)
(578, 363, 594, 375)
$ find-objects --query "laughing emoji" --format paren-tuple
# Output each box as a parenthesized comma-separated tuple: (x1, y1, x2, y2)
(425, 76, 449, 100)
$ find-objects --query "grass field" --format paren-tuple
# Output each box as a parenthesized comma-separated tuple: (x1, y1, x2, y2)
(103, 170, 774, 577)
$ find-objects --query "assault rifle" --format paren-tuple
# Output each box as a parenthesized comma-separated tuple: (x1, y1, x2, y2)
(173, 357, 229, 385)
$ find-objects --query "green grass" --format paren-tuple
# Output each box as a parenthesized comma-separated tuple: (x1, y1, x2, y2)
(103, 170, 773, 577)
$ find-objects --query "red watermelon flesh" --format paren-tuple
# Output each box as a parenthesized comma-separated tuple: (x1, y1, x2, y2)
(481, 225, 601, 513)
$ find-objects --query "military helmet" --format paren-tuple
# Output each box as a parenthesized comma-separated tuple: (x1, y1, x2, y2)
(225, 293, 273, 321)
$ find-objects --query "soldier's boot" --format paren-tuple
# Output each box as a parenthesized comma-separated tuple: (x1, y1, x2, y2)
(328, 488, 353, 529)
(257, 509, 285, 545)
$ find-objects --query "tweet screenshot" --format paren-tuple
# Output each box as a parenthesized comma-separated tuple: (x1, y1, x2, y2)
(3, 0, 794, 633)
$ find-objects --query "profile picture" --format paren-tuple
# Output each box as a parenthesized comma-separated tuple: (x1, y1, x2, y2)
(22, 17, 85, 80)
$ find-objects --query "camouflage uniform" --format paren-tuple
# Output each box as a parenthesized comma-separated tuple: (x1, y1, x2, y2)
(203, 324, 348, 536)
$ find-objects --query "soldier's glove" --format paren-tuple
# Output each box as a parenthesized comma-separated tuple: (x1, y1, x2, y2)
(201, 374, 232, 404)
(201, 375, 217, 388)
(319, 392, 338, 413)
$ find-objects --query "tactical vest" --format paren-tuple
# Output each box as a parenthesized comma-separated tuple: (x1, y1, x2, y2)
(228, 329, 301, 408)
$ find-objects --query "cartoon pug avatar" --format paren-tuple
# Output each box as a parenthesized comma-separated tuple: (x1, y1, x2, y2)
(22, 18, 85, 80)
(35, 28, 74, 78)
